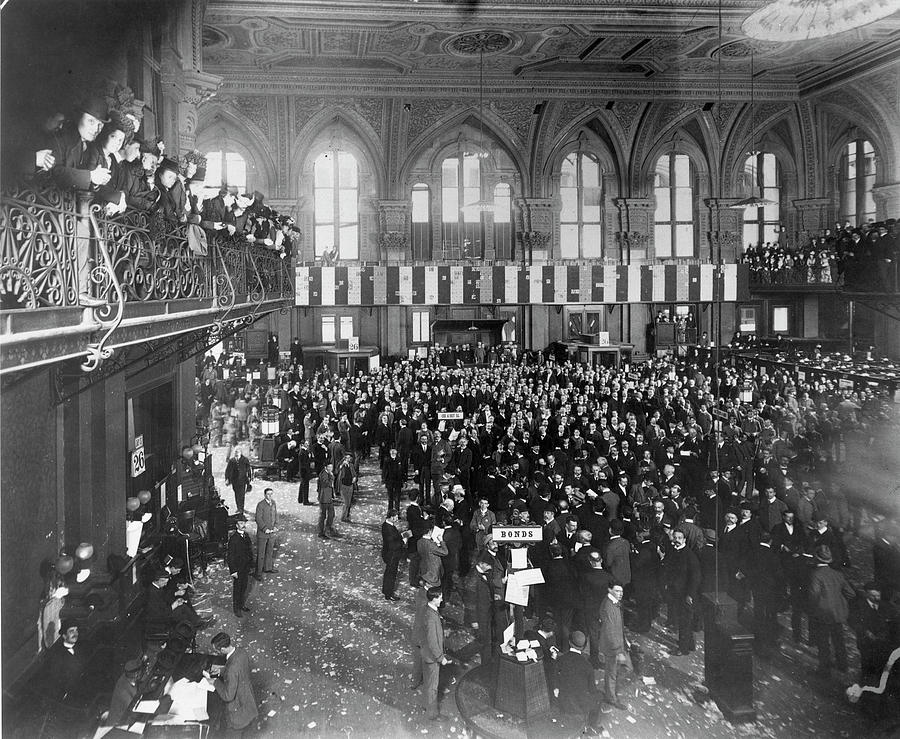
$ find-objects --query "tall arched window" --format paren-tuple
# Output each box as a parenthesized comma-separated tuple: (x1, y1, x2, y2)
(654, 153, 694, 258)
(411, 183, 431, 260)
(742, 152, 781, 248)
(314, 151, 359, 260)
(202, 150, 247, 202)
(441, 154, 482, 258)
(560, 152, 602, 259)
(840, 139, 876, 225)
(493, 182, 513, 259)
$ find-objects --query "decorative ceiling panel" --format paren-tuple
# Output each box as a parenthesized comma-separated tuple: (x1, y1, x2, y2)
(203, 2, 900, 97)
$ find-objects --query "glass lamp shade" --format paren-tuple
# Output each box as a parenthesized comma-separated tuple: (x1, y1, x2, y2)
(75, 542, 94, 561)
(742, 0, 899, 42)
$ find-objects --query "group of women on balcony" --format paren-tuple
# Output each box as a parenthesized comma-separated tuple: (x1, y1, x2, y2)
(742, 220, 899, 291)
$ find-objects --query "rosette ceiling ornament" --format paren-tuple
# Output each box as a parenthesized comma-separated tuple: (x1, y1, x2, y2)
(742, 0, 900, 42)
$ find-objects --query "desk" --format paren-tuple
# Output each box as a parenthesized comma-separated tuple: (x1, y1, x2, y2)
(561, 341, 634, 370)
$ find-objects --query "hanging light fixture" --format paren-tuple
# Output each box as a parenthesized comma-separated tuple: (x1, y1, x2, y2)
(730, 50, 777, 210)
(464, 42, 495, 212)
(742, 0, 898, 42)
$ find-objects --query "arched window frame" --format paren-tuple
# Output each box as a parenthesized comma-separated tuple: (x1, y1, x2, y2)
(839, 138, 876, 225)
(411, 182, 431, 260)
(653, 152, 696, 258)
(313, 150, 360, 260)
(742, 151, 781, 248)
(492, 182, 514, 259)
(440, 143, 484, 259)
(559, 151, 603, 260)
(201, 150, 247, 203)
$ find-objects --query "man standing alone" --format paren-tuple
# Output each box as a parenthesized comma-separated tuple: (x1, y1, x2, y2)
(318, 461, 338, 540)
(254, 488, 278, 578)
(412, 586, 452, 721)
(227, 517, 254, 618)
(225, 449, 252, 514)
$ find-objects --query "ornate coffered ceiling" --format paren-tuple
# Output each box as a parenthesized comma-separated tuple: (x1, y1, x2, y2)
(203, 0, 900, 99)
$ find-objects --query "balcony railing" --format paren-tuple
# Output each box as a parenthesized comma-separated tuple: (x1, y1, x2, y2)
(746, 263, 840, 287)
(0, 182, 293, 311)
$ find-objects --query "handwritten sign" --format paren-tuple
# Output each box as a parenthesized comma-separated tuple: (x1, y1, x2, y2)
(437, 411, 464, 421)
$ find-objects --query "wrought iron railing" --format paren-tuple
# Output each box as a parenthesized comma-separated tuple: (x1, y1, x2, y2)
(0, 181, 294, 311)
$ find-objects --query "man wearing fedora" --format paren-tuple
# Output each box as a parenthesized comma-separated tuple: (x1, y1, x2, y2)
(44, 95, 115, 307)
(808, 544, 856, 675)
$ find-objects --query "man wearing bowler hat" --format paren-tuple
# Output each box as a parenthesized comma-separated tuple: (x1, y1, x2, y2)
(227, 516, 254, 618)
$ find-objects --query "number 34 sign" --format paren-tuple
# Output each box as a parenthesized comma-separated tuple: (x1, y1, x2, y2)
(131, 447, 146, 478)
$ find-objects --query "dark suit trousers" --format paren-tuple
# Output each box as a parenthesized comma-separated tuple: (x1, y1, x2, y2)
(232, 569, 249, 612)
(298, 478, 310, 504)
(677, 598, 695, 652)
(811, 619, 847, 670)
(386, 482, 402, 514)
(383, 551, 403, 596)
(233, 482, 248, 513)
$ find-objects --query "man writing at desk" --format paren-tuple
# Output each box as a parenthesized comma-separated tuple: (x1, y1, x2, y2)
(205, 632, 258, 738)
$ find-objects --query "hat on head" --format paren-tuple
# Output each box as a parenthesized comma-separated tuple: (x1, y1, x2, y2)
(864, 581, 880, 592)
(156, 157, 180, 176)
(138, 139, 158, 156)
(569, 630, 587, 649)
(77, 94, 110, 123)
(234, 514, 247, 523)
(815, 545, 833, 564)
(60, 618, 78, 634)
(124, 658, 143, 676)
(704, 528, 717, 542)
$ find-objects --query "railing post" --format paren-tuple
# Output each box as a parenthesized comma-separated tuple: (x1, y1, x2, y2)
(75, 191, 96, 302)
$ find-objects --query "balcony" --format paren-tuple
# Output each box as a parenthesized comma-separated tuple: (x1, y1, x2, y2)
(747, 264, 841, 292)
(0, 182, 293, 374)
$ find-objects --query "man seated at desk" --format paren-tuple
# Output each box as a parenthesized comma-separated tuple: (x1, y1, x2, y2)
(145, 566, 214, 632)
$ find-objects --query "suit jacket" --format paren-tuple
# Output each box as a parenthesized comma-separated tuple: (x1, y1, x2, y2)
(580, 567, 614, 616)
(417, 537, 448, 586)
(255, 499, 278, 533)
(47, 126, 92, 190)
(381, 521, 405, 562)
(598, 596, 627, 655)
(45, 638, 86, 702)
(215, 648, 258, 730)
(808, 564, 855, 624)
(542, 557, 580, 610)
(415, 605, 445, 664)
(665, 545, 701, 599)
(603, 536, 632, 585)
(146, 582, 177, 626)
(553, 650, 598, 715)
(317, 469, 335, 504)
(227, 531, 254, 575)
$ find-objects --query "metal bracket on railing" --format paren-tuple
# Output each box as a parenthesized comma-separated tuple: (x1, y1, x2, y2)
(210, 237, 238, 335)
(80, 209, 125, 372)
(244, 247, 268, 322)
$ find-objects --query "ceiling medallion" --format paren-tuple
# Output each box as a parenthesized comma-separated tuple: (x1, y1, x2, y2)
(445, 30, 518, 57)
(742, 0, 899, 42)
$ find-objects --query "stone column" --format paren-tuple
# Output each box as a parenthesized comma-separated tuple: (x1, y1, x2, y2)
(872, 183, 900, 221)
(614, 198, 654, 263)
(376, 200, 411, 262)
(704, 198, 744, 263)
(515, 197, 555, 263)
(791, 198, 831, 245)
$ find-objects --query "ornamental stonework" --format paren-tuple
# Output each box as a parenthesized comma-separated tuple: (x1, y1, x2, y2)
(232, 96, 270, 137)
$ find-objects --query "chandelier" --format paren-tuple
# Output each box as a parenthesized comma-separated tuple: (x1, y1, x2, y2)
(463, 36, 495, 212)
(742, 0, 900, 42)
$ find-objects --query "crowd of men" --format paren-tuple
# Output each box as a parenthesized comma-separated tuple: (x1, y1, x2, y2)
(193, 341, 900, 724)
(742, 220, 899, 291)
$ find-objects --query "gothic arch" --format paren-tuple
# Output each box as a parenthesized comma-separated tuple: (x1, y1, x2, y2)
(818, 100, 897, 184)
(195, 103, 277, 196)
(637, 125, 712, 199)
(289, 106, 387, 198)
(727, 122, 800, 197)
(543, 112, 625, 196)
(399, 106, 528, 191)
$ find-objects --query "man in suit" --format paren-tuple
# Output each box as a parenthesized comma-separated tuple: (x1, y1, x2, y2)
(382, 446, 405, 516)
(603, 519, 632, 587)
(850, 583, 895, 685)
(412, 586, 452, 721)
(411, 435, 433, 504)
(406, 491, 428, 585)
(772, 509, 807, 641)
(227, 517, 254, 618)
(598, 582, 630, 710)
(553, 630, 603, 732)
(208, 632, 258, 737)
(297, 439, 314, 505)
(381, 512, 408, 600)
(224, 448, 252, 514)
(200, 187, 236, 234)
(254, 488, 278, 578)
(396, 418, 416, 481)
(317, 461, 338, 539)
(580, 550, 613, 667)
(808, 545, 856, 674)
(665, 528, 701, 656)
(45, 620, 86, 703)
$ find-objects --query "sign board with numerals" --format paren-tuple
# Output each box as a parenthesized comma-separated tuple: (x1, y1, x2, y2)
(131, 447, 146, 478)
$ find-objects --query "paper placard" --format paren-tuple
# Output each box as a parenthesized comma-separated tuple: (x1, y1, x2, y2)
(597, 331, 610, 346)
(503, 622, 515, 645)
(493, 525, 541, 542)
(134, 435, 144, 450)
(348, 337, 360, 352)
(797, 370, 805, 381)
(504, 572, 530, 606)
(437, 411, 464, 421)
(517, 568, 545, 586)
(510, 548, 528, 569)
(839, 377, 854, 389)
